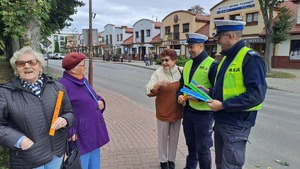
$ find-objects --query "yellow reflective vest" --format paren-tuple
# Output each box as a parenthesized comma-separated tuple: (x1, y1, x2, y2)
(183, 56, 214, 110)
(215, 46, 262, 111)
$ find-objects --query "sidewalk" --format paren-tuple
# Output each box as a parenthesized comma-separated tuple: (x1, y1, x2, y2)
(96, 60, 300, 169)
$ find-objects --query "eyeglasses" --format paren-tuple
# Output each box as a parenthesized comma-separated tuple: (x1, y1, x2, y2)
(15, 59, 38, 67)
(214, 33, 230, 40)
(160, 58, 170, 62)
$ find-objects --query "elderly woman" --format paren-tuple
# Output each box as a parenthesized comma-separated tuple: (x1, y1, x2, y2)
(59, 52, 109, 169)
(0, 46, 74, 169)
(145, 49, 183, 169)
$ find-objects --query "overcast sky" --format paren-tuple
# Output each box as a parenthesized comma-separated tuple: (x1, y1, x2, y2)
(63, 0, 221, 33)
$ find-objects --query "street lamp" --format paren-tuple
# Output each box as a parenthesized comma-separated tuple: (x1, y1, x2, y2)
(88, 0, 93, 86)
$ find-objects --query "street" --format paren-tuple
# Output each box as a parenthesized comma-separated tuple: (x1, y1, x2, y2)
(48, 59, 300, 169)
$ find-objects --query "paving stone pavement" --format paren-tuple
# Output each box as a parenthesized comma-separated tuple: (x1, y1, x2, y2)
(95, 86, 216, 169)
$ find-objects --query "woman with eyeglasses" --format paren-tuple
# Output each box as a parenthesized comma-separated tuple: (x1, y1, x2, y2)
(0, 46, 74, 169)
(145, 49, 183, 169)
(59, 52, 109, 169)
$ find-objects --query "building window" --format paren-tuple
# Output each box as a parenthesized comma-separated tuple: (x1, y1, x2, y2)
(182, 23, 189, 33)
(117, 34, 119, 41)
(290, 40, 300, 60)
(229, 14, 241, 21)
(165, 26, 170, 35)
(120, 34, 123, 41)
(135, 31, 139, 38)
(146, 29, 150, 37)
(246, 12, 258, 25)
(59, 36, 64, 41)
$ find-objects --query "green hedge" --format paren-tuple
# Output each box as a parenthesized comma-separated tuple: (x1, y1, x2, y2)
(0, 147, 9, 169)
(155, 56, 189, 67)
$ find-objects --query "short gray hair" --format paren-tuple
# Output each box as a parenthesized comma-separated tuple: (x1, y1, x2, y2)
(10, 46, 46, 76)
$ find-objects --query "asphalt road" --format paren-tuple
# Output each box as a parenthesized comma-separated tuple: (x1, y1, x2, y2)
(48, 59, 300, 169)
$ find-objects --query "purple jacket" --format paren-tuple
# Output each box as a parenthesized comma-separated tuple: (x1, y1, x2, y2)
(59, 71, 109, 155)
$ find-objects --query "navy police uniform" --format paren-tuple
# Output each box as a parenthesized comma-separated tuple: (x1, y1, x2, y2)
(212, 20, 267, 169)
(177, 33, 218, 169)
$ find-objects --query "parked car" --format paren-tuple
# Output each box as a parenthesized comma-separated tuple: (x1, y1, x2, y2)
(53, 53, 65, 59)
(43, 54, 48, 60)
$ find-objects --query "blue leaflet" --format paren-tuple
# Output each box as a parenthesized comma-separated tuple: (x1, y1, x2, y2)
(180, 87, 209, 102)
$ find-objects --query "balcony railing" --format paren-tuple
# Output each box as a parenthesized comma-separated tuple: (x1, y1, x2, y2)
(167, 32, 180, 41)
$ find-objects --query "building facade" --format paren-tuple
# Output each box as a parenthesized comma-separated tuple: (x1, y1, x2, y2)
(209, 0, 300, 68)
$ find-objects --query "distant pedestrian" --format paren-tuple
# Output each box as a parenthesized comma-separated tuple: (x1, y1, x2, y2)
(0, 46, 74, 169)
(177, 33, 218, 169)
(59, 52, 110, 169)
(145, 49, 183, 169)
(144, 54, 149, 66)
(207, 20, 267, 169)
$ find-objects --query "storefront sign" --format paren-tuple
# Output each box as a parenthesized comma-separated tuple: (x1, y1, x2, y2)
(243, 38, 266, 44)
(217, 0, 255, 14)
(163, 40, 187, 46)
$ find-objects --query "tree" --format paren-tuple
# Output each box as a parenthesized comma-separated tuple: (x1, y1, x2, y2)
(0, 0, 84, 60)
(188, 5, 206, 15)
(54, 41, 60, 53)
(272, 6, 295, 44)
(258, 0, 285, 72)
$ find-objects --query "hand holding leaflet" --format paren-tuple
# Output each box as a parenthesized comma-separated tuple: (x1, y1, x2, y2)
(180, 87, 210, 102)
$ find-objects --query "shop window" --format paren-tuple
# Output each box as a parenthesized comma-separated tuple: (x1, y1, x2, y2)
(182, 23, 189, 33)
(290, 40, 300, 60)
(246, 12, 258, 25)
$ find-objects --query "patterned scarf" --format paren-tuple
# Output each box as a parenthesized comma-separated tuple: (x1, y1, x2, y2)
(21, 75, 44, 98)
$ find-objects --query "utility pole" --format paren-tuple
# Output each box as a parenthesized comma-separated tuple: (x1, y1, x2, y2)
(88, 0, 93, 86)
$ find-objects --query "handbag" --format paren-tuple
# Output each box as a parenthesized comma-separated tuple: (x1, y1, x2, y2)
(61, 137, 82, 169)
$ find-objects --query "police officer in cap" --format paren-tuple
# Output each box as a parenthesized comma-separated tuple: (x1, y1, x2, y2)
(177, 33, 218, 169)
(206, 20, 267, 169)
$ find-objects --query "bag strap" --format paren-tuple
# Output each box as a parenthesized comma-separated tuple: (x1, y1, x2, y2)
(83, 80, 98, 103)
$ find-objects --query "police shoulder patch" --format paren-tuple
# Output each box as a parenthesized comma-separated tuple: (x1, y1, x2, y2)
(247, 50, 260, 57)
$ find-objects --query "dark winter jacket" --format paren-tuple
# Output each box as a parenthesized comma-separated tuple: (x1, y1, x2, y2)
(0, 74, 74, 169)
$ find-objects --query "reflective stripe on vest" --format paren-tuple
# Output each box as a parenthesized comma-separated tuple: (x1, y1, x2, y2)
(183, 57, 214, 111)
(216, 47, 262, 111)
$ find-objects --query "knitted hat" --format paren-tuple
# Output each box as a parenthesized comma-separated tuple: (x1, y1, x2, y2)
(62, 52, 86, 70)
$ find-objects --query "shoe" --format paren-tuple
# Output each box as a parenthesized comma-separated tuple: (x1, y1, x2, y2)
(168, 161, 175, 169)
(160, 162, 168, 169)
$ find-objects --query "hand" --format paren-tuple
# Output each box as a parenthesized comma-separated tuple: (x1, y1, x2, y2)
(20, 137, 34, 150)
(98, 100, 104, 110)
(158, 80, 170, 87)
(186, 95, 198, 101)
(51, 117, 68, 130)
(178, 95, 187, 104)
(68, 134, 77, 142)
(207, 99, 224, 112)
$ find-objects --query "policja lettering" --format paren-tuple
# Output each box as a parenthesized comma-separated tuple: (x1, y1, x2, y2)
(228, 67, 240, 72)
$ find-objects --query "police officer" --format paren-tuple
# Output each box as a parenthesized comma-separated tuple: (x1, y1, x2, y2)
(207, 20, 267, 169)
(177, 33, 218, 169)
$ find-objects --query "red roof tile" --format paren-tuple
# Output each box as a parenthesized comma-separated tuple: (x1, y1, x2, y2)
(195, 23, 210, 36)
(122, 35, 133, 45)
(150, 34, 162, 44)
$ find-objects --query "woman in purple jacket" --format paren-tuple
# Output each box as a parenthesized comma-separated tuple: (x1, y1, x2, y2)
(59, 52, 109, 169)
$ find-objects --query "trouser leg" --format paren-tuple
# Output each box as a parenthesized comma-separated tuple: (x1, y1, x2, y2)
(214, 122, 251, 169)
(157, 119, 169, 162)
(194, 113, 213, 169)
(213, 123, 223, 169)
(168, 119, 181, 162)
(183, 112, 197, 169)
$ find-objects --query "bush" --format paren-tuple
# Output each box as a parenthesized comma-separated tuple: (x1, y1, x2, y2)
(0, 146, 10, 168)
(155, 56, 189, 67)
